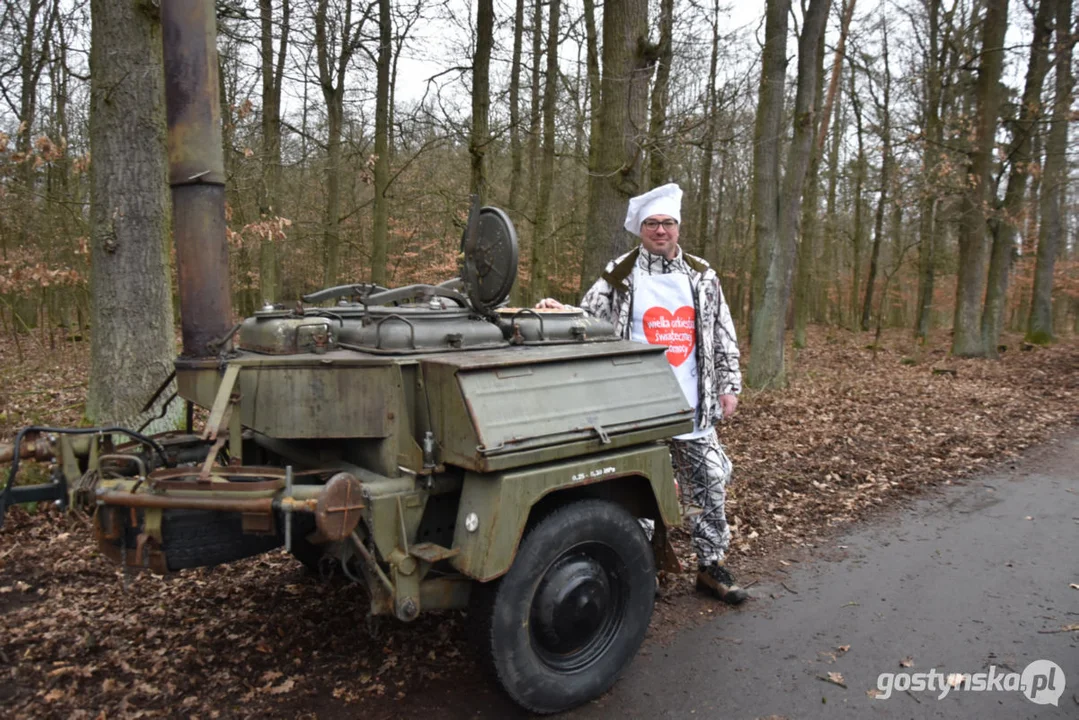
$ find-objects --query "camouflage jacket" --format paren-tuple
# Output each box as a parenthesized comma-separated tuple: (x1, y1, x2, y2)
(579, 246, 742, 429)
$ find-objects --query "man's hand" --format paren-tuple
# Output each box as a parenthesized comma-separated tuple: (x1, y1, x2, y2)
(719, 394, 738, 420)
(534, 297, 567, 310)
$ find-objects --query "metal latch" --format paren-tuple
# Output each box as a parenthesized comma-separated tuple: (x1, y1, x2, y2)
(591, 421, 611, 445)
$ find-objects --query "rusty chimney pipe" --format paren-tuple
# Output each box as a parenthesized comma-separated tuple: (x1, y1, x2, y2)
(161, 0, 232, 358)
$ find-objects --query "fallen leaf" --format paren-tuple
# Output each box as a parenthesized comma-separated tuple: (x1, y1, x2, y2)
(900, 656, 913, 668)
(837, 645, 850, 653)
(1069, 583, 1078, 590)
(268, 677, 295, 695)
(260, 670, 283, 683)
(821, 671, 846, 688)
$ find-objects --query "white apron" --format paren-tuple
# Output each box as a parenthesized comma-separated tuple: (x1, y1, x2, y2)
(629, 270, 710, 440)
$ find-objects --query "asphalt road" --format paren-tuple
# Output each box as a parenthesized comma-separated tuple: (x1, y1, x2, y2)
(572, 431, 1079, 720)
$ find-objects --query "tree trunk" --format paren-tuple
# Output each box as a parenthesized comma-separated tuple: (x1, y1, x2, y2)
(1027, 0, 1073, 343)
(470, 0, 493, 205)
(527, 0, 542, 209)
(915, 0, 944, 341)
(952, 0, 1009, 357)
(647, 0, 673, 188)
(792, 24, 828, 348)
(1024, 131, 1043, 264)
(748, 0, 789, 345)
(86, 0, 177, 429)
(798, 0, 856, 339)
(861, 17, 892, 332)
(315, 0, 360, 289)
(581, 0, 651, 287)
(981, 0, 1053, 355)
(824, 87, 844, 325)
(747, 0, 829, 388)
(696, 0, 721, 262)
(508, 0, 525, 211)
(371, 0, 391, 285)
(848, 64, 866, 329)
(321, 96, 343, 287)
(258, 0, 289, 304)
(529, 0, 561, 303)
(860, 157, 887, 333)
(583, 0, 602, 173)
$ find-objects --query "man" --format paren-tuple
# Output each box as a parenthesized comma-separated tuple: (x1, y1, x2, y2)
(536, 183, 747, 604)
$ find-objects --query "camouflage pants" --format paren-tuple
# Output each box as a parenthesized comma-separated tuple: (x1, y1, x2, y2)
(669, 432, 733, 568)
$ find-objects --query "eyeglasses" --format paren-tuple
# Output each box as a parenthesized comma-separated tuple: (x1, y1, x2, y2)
(641, 219, 678, 230)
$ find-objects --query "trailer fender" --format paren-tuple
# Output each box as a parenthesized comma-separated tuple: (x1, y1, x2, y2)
(450, 443, 679, 582)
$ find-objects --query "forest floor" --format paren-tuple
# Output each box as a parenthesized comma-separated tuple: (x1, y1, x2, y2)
(0, 327, 1077, 718)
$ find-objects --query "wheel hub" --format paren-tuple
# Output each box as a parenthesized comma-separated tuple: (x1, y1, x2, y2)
(530, 548, 622, 669)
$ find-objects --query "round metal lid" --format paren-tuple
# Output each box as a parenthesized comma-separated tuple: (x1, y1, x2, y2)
(462, 206, 518, 312)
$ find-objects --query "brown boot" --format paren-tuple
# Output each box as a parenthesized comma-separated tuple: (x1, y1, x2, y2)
(696, 564, 749, 605)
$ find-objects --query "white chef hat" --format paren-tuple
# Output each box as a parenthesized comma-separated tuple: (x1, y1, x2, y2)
(624, 183, 683, 237)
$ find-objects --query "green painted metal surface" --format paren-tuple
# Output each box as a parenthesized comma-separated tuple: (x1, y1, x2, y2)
(422, 341, 693, 472)
(450, 443, 679, 581)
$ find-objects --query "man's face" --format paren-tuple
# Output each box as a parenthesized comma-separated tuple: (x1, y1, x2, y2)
(639, 214, 680, 259)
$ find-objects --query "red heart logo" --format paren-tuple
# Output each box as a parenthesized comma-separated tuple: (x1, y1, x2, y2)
(642, 306, 696, 367)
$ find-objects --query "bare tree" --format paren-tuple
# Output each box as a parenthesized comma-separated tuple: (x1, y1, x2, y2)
(861, 17, 893, 332)
(747, 0, 829, 388)
(508, 0, 525, 210)
(582, 0, 602, 182)
(314, 0, 368, 288)
(952, 0, 1008, 357)
(696, 0, 722, 264)
(1027, 0, 1073, 343)
(847, 60, 867, 328)
(982, 0, 1053, 354)
(647, 0, 674, 188)
(258, 0, 290, 303)
(914, 0, 951, 341)
(794, 0, 856, 347)
(580, 0, 652, 286)
(469, 0, 493, 204)
(371, 0, 391, 284)
(528, 0, 561, 302)
(527, 0, 542, 212)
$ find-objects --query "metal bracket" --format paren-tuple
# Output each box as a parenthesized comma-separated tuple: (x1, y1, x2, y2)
(203, 364, 241, 442)
(410, 542, 460, 564)
(283, 466, 293, 552)
(139, 370, 177, 415)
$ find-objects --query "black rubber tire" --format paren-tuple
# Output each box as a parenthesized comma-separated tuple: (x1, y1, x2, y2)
(474, 499, 656, 714)
(161, 509, 282, 571)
